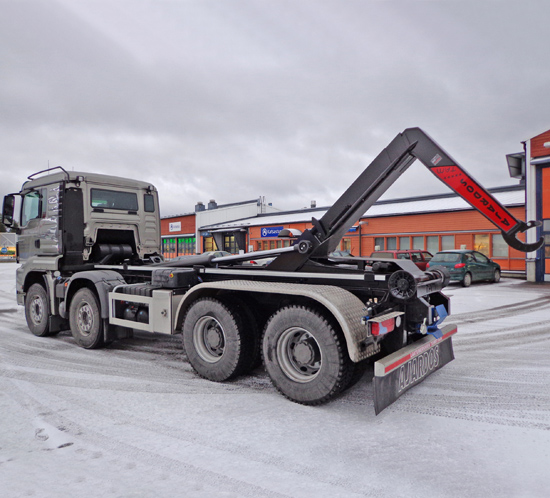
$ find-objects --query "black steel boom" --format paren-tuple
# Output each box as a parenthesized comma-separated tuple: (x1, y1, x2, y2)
(267, 127, 542, 271)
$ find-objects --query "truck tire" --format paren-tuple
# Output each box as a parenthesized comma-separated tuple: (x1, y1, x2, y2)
(262, 305, 353, 405)
(182, 297, 249, 382)
(462, 272, 472, 287)
(218, 295, 261, 373)
(69, 288, 105, 349)
(25, 283, 50, 337)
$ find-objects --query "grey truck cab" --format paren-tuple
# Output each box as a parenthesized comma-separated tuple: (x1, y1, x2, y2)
(2, 166, 162, 310)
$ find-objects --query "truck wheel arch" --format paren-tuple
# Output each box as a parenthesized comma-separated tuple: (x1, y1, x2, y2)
(23, 271, 49, 298)
(175, 280, 372, 363)
(62, 270, 126, 319)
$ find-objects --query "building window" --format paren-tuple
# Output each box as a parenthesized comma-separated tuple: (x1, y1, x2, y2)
(162, 238, 177, 259)
(374, 237, 385, 251)
(441, 235, 455, 251)
(387, 237, 397, 250)
(340, 238, 351, 253)
(542, 216, 550, 259)
(427, 236, 439, 254)
(177, 237, 195, 256)
(474, 234, 490, 256)
(412, 236, 424, 250)
(399, 236, 410, 250)
(224, 234, 238, 254)
(543, 220, 550, 259)
(492, 233, 508, 258)
(203, 237, 215, 252)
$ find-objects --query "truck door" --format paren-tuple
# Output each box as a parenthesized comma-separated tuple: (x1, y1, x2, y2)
(18, 185, 62, 260)
(18, 189, 44, 260)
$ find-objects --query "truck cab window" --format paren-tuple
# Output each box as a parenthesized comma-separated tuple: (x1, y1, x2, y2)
(21, 190, 43, 227)
(91, 189, 138, 211)
(144, 193, 155, 212)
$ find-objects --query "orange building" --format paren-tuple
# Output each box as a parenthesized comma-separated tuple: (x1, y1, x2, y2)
(202, 185, 526, 273)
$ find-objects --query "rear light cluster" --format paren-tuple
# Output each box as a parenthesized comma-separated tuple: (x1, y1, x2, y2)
(370, 317, 396, 336)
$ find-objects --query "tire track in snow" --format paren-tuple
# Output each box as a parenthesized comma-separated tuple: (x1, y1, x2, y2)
(4, 378, 378, 498)
(450, 296, 550, 325)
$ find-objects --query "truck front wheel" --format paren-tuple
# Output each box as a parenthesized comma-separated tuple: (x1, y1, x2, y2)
(262, 306, 353, 405)
(182, 297, 249, 381)
(25, 283, 50, 337)
(69, 288, 104, 349)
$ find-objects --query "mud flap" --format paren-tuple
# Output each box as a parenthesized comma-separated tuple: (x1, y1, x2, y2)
(373, 324, 457, 415)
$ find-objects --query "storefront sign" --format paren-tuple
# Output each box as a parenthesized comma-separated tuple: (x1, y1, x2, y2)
(261, 226, 284, 238)
(169, 222, 181, 232)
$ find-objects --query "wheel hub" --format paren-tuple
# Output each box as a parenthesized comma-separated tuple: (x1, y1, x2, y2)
(77, 303, 94, 335)
(206, 325, 224, 349)
(277, 328, 322, 383)
(292, 341, 315, 366)
(193, 316, 226, 363)
(31, 297, 43, 324)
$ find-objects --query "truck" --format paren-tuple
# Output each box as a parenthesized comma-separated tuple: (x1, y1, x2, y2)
(2, 128, 542, 414)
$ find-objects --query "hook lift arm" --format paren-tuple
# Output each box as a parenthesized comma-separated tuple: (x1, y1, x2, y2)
(404, 127, 543, 253)
(268, 127, 542, 271)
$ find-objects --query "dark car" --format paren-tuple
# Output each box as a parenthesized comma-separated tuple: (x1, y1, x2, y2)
(427, 250, 501, 287)
(369, 249, 433, 270)
(329, 250, 354, 258)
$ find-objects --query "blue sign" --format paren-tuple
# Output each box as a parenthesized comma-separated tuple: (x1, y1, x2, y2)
(261, 226, 284, 238)
(0, 247, 7, 254)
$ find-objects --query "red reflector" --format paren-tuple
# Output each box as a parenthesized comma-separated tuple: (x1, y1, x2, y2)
(371, 318, 396, 336)
(454, 263, 465, 269)
(426, 262, 430, 268)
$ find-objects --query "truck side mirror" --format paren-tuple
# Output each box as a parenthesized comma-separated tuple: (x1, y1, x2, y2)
(2, 194, 15, 227)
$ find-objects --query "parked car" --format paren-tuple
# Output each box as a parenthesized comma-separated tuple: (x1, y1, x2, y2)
(242, 257, 275, 266)
(369, 249, 433, 270)
(172, 250, 231, 261)
(427, 250, 501, 287)
(329, 250, 354, 258)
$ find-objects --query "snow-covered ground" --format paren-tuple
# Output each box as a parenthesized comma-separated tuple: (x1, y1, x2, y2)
(1, 261, 549, 498)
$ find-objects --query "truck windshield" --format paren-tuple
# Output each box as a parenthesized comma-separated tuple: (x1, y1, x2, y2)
(91, 189, 138, 211)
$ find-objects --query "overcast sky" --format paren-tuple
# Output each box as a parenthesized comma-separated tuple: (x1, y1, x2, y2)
(1, 0, 549, 217)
